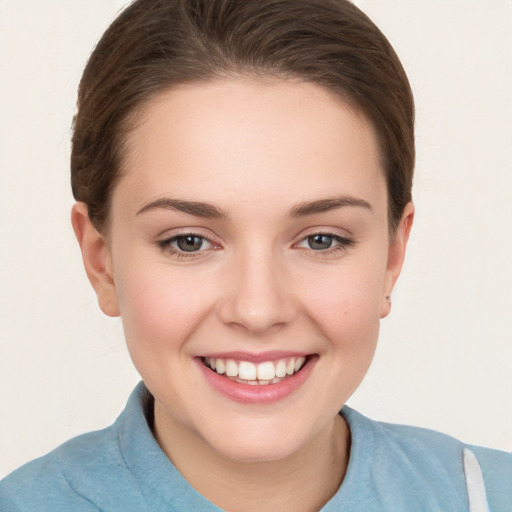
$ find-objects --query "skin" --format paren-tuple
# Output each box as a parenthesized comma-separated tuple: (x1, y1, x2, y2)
(72, 78, 414, 511)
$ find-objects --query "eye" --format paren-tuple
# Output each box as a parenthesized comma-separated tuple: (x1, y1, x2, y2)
(307, 234, 336, 251)
(157, 233, 216, 256)
(295, 232, 354, 254)
(174, 234, 211, 252)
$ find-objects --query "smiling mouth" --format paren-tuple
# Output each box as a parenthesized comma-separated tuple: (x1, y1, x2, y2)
(202, 356, 310, 386)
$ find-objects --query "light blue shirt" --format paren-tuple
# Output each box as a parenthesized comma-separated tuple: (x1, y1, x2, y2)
(1, 382, 511, 511)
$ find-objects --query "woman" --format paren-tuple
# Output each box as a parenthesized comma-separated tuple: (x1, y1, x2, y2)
(1, 0, 510, 510)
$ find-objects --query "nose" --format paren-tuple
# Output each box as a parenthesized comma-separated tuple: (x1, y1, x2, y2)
(217, 247, 297, 334)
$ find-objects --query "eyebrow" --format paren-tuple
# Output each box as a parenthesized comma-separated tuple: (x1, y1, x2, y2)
(136, 194, 372, 219)
(288, 196, 372, 218)
(136, 198, 229, 219)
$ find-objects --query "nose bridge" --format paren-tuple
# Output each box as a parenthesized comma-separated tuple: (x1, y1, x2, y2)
(219, 242, 295, 333)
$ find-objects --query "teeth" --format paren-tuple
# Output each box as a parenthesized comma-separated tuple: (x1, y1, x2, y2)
(238, 361, 257, 380)
(205, 356, 307, 384)
(294, 357, 306, 372)
(257, 361, 275, 381)
(275, 360, 287, 378)
(216, 359, 226, 375)
(225, 359, 238, 377)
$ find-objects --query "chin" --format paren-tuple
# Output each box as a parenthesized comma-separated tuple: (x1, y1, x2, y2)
(198, 416, 312, 464)
(214, 436, 300, 464)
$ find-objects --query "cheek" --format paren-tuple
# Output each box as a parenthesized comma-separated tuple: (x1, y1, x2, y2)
(296, 261, 384, 348)
(114, 261, 215, 357)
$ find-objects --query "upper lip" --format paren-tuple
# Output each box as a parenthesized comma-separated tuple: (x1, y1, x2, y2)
(198, 350, 312, 363)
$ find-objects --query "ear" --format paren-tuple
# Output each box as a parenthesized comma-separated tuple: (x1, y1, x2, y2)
(380, 202, 414, 318)
(71, 202, 120, 317)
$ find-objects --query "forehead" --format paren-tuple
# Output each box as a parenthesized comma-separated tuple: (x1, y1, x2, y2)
(115, 78, 386, 217)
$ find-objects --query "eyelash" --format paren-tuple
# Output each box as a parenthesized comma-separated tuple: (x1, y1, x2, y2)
(156, 231, 355, 260)
(295, 232, 355, 257)
(156, 232, 218, 259)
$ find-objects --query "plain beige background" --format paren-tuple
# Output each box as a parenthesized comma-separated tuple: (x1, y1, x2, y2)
(1, 0, 511, 476)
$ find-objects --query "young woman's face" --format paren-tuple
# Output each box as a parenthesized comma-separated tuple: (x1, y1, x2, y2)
(101, 79, 411, 462)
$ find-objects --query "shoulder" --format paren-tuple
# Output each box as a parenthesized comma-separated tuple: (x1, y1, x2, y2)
(374, 414, 512, 477)
(0, 383, 153, 512)
(341, 407, 512, 511)
(467, 444, 512, 508)
(0, 426, 121, 511)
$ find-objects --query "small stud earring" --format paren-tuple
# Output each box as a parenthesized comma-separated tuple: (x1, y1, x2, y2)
(385, 295, 391, 302)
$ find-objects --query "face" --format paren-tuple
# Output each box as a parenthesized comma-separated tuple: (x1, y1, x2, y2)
(76, 78, 412, 464)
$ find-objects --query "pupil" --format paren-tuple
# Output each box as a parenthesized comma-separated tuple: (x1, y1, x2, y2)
(177, 235, 202, 252)
(309, 234, 333, 250)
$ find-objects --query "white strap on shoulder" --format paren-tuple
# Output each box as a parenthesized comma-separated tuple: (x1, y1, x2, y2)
(463, 447, 490, 512)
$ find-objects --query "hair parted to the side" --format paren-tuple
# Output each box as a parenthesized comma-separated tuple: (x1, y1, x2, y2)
(71, 0, 414, 234)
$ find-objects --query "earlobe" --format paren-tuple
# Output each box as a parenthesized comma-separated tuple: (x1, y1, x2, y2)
(380, 202, 414, 318)
(71, 203, 120, 317)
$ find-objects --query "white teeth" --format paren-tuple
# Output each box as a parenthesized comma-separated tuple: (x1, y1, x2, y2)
(238, 361, 257, 380)
(294, 357, 306, 372)
(216, 359, 226, 374)
(275, 360, 287, 378)
(225, 359, 238, 377)
(205, 356, 308, 383)
(257, 361, 276, 381)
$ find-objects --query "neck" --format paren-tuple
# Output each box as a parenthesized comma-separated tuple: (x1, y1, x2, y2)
(153, 404, 350, 512)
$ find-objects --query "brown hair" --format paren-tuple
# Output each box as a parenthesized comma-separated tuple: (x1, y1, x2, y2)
(71, 0, 414, 233)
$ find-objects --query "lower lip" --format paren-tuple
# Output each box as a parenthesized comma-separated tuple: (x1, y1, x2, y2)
(196, 356, 317, 404)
